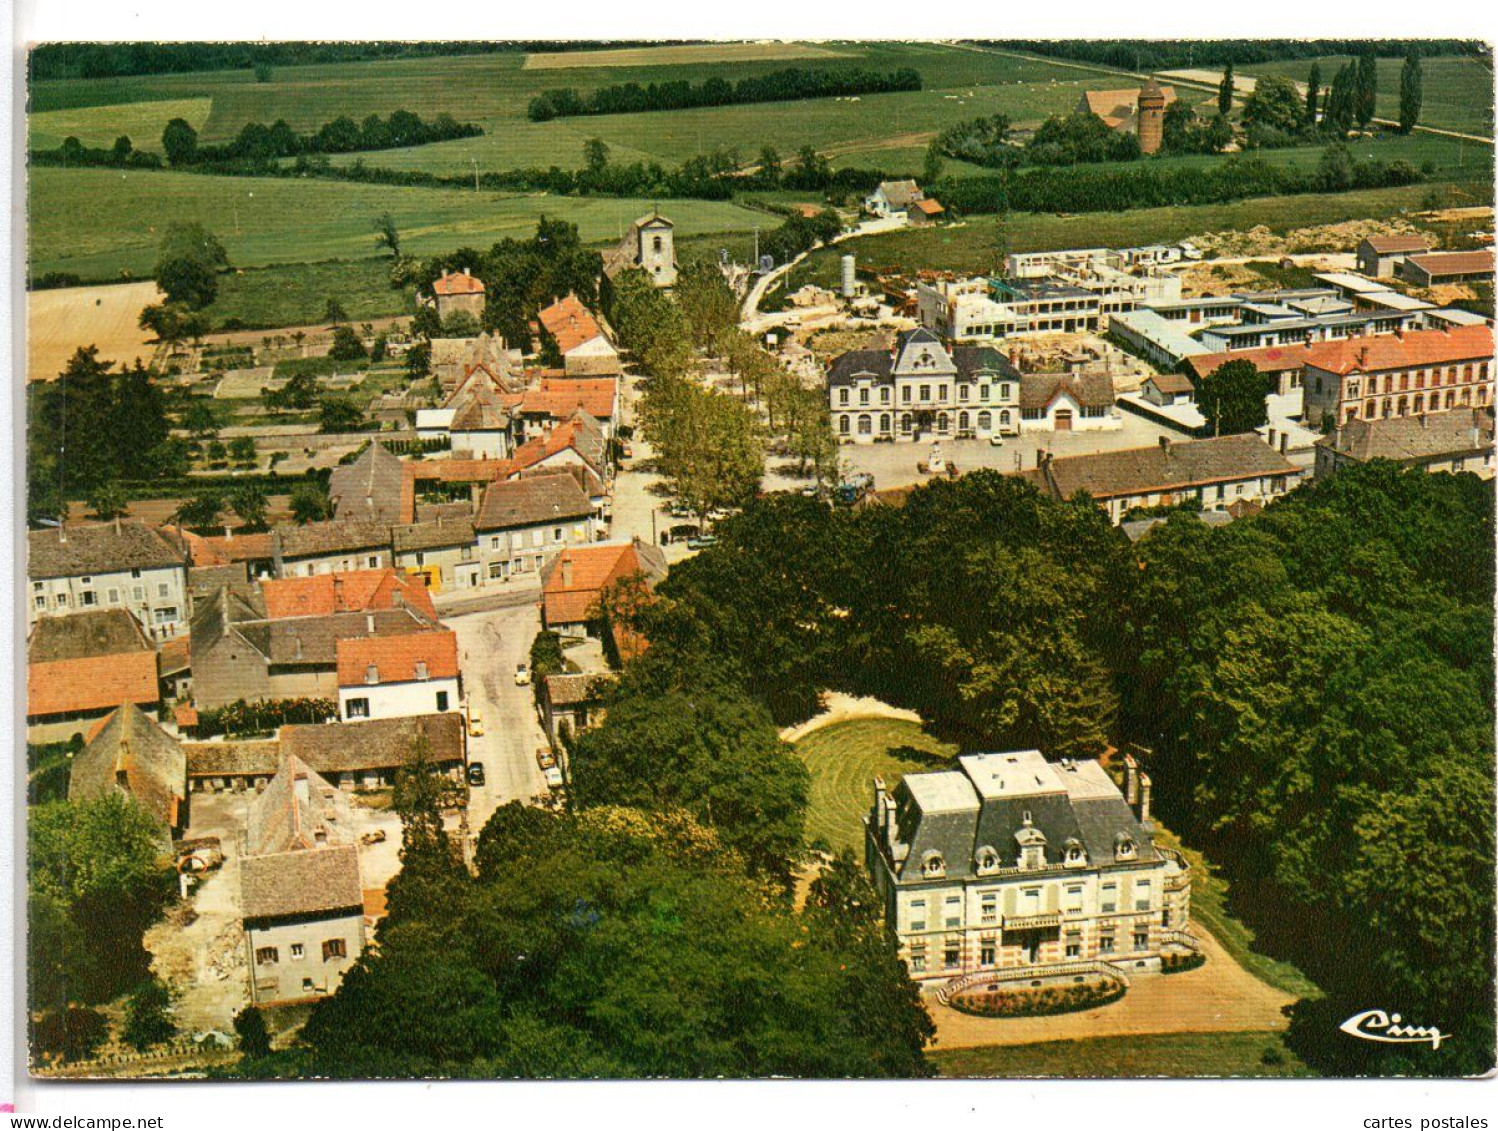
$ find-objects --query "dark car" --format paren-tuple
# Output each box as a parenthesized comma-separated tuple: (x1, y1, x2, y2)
(466, 762, 486, 787)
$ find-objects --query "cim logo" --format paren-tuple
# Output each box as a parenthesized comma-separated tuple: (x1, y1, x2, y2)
(1339, 1009, 1449, 1050)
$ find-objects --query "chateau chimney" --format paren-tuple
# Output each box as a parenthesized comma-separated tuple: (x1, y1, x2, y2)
(366, 613, 376, 634)
(1139, 773, 1153, 825)
(561, 556, 573, 588)
(333, 576, 344, 607)
(222, 524, 233, 541)
(1123, 752, 1139, 805)
(1280, 434, 1289, 454)
(1159, 436, 1172, 456)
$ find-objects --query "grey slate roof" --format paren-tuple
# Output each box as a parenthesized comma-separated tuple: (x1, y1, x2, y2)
(329, 442, 406, 525)
(29, 608, 154, 663)
(29, 521, 185, 580)
(240, 844, 363, 922)
(1320, 407, 1495, 465)
(393, 516, 477, 553)
(475, 473, 593, 532)
(827, 331, 1019, 388)
(246, 755, 353, 856)
(1036, 435, 1300, 501)
(890, 751, 1159, 884)
(274, 520, 393, 561)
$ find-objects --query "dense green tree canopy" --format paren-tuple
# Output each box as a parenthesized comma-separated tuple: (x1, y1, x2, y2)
(1194, 358, 1275, 435)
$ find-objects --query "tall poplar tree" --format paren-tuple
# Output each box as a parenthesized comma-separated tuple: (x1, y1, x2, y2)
(1399, 50, 1423, 134)
(1355, 50, 1379, 129)
(1218, 62, 1235, 117)
(1305, 61, 1321, 129)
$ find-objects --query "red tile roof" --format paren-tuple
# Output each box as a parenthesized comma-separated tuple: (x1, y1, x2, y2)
(432, 270, 486, 296)
(1403, 250, 1495, 278)
(537, 294, 607, 354)
(261, 569, 437, 621)
(540, 543, 647, 627)
(1302, 324, 1494, 375)
(336, 629, 460, 686)
(29, 650, 160, 718)
(161, 525, 275, 567)
(1363, 235, 1431, 254)
(401, 458, 517, 522)
(516, 378, 618, 422)
(911, 198, 945, 215)
(1186, 325, 1495, 380)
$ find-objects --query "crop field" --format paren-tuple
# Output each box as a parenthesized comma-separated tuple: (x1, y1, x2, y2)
(1238, 54, 1494, 137)
(28, 166, 773, 280)
(30, 44, 1138, 174)
(27, 280, 162, 381)
(520, 43, 852, 70)
(781, 178, 1495, 286)
(29, 96, 213, 151)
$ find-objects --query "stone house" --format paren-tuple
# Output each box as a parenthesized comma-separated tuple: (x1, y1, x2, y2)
(328, 442, 406, 526)
(539, 672, 616, 746)
(1018, 373, 1120, 433)
(1140, 372, 1197, 407)
(336, 629, 462, 723)
(1300, 325, 1495, 429)
(1315, 406, 1496, 480)
(68, 702, 189, 839)
(1022, 434, 1305, 524)
(473, 472, 598, 585)
(536, 294, 622, 376)
(1355, 235, 1432, 278)
(186, 712, 466, 794)
(828, 328, 1024, 443)
(863, 179, 925, 218)
(865, 749, 1195, 984)
(540, 539, 667, 637)
(432, 268, 487, 323)
(391, 515, 479, 592)
(28, 520, 190, 640)
(27, 609, 161, 743)
(241, 755, 365, 1005)
(272, 521, 393, 578)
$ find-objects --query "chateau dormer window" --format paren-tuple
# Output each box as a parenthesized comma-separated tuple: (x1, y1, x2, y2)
(1063, 838, 1086, 867)
(1015, 813, 1047, 871)
(921, 852, 945, 879)
(975, 846, 1000, 875)
(1115, 834, 1136, 861)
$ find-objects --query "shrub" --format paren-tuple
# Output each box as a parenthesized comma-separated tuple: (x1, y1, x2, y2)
(123, 977, 177, 1050)
(31, 1006, 109, 1064)
(1161, 951, 1207, 974)
(193, 697, 337, 738)
(948, 976, 1126, 1018)
(234, 1006, 272, 1056)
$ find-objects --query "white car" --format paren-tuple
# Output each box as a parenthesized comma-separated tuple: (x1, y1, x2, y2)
(543, 765, 564, 789)
(514, 662, 531, 686)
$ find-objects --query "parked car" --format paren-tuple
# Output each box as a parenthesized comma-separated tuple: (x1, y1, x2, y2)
(359, 829, 388, 846)
(466, 762, 486, 787)
(536, 748, 556, 771)
(988, 433, 1005, 446)
(543, 764, 565, 789)
(467, 708, 485, 737)
(514, 662, 531, 686)
(687, 535, 720, 550)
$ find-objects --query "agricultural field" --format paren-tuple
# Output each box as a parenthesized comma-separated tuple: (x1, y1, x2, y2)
(792, 717, 957, 854)
(28, 166, 773, 280)
(774, 178, 1495, 286)
(1239, 54, 1494, 137)
(519, 43, 852, 70)
(29, 96, 213, 151)
(27, 280, 162, 382)
(206, 258, 418, 331)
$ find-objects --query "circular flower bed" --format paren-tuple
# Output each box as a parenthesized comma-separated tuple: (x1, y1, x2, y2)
(947, 973, 1127, 1018)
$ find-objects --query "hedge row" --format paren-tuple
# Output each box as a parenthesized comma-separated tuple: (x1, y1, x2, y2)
(947, 976, 1127, 1018)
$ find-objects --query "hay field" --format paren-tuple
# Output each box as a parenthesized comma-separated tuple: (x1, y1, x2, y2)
(27, 281, 162, 382)
(522, 43, 849, 70)
(28, 166, 773, 279)
(29, 97, 212, 151)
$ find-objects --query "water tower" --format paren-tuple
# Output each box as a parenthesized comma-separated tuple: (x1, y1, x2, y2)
(840, 254, 857, 299)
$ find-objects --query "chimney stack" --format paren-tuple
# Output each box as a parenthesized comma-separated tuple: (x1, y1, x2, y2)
(561, 556, 573, 588)
(1159, 435, 1172, 456)
(366, 613, 376, 634)
(1123, 752, 1139, 805)
(1139, 773, 1153, 826)
(333, 576, 344, 607)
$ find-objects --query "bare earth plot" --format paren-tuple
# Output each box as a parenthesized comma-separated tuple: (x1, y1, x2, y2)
(927, 923, 1297, 1051)
(27, 280, 162, 382)
(522, 43, 851, 70)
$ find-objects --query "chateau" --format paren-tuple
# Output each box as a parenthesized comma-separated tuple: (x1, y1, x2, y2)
(865, 749, 1196, 984)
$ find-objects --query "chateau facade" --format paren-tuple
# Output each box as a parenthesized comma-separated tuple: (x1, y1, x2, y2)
(865, 750, 1195, 984)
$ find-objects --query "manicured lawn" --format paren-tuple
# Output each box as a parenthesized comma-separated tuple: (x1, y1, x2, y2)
(28, 166, 774, 279)
(792, 717, 956, 854)
(1239, 55, 1494, 137)
(1150, 828, 1320, 1000)
(932, 1030, 1313, 1078)
(784, 178, 1494, 287)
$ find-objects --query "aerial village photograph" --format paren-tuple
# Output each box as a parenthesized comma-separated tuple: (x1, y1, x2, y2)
(5, 5, 1498, 1124)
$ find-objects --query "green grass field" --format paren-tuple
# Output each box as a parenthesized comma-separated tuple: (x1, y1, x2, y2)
(29, 96, 213, 152)
(933, 1030, 1313, 1078)
(792, 717, 957, 853)
(777, 178, 1494, 287)
(1239, 54, 1494, 137)
(207, 258, 418, 330)
(27, 166, 774, 280)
